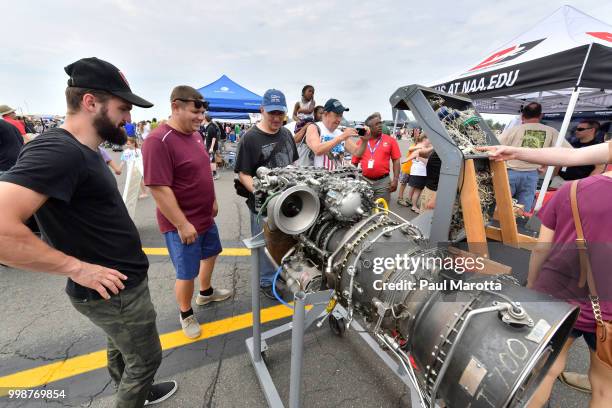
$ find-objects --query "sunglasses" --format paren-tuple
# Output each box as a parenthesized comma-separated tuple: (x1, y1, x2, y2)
(576, 127, 592, 131)
(173, 98, 209, 110)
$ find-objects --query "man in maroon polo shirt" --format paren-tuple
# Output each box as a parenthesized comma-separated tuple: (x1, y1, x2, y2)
(351, 113, 401, 203)
(142, 86, 232, 339)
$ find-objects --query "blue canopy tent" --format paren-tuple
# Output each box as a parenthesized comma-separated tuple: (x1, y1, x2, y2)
(208, 111, 251, 120)
(197, 75, 262, 120)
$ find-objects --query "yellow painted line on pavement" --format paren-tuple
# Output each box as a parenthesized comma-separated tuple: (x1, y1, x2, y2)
(143, 247, 251, 256)
(0, 304, 302, 395)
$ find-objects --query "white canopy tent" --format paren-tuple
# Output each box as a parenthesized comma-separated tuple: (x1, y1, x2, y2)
(431, 5, 612, 211)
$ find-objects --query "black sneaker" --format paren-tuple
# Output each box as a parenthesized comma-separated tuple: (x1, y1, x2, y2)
(261, 283, 291, 302)
(144, 381, 178, 406)
(260, 285, 277, 300)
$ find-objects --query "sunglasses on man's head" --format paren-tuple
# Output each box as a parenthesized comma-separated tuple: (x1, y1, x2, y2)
(576, 127, 592, 131)
(173, 98, 209, 110)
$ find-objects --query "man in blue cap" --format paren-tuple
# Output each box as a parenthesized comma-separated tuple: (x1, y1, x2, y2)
(234, 89, 298, 299)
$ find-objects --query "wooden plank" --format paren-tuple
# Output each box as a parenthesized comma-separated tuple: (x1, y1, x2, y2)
(489, 160, 520, 246)
(459, 159, 488, 257)
(448, 246, 511, 275)
(485, 226, 537, 250)
(485, 226, 503, 241)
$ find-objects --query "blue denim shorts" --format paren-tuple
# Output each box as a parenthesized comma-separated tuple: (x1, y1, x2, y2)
(164, 223, 222, 280)
(570, 328, 596, 352)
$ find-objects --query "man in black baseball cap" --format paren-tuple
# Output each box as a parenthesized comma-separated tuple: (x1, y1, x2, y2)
(322, 98, 349, 115)
(0, 57, 177, 406)
(64, 57, 153, 108)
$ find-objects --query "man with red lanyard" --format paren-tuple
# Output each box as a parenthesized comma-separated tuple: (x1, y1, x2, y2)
(352, 113, 401, 203)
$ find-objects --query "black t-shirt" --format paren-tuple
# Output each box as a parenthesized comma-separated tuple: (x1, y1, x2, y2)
(216, 122, 227, 140)
(205, 123, 220, 152)
(0, 128, 149, 299)
(0, 120, 24, 171)
(559, 138, 602, 181)
(234, 125, 299, 212)
(425, 151, 442, 191)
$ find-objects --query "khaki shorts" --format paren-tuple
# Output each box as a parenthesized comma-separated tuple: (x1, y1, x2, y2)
(418, 187, 436, 212)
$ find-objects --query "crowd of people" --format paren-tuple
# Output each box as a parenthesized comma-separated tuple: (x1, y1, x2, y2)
(0, 105, 62, 142)
(1, 56, 611, 408)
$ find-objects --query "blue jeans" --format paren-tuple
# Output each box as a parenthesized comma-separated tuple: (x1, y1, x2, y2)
(250, 211, 276, 287)
(507, 169, 539, 212)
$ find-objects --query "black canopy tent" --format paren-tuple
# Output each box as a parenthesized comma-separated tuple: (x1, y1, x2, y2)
(430, 5, 612, 211)
(432, 6, 612, 114)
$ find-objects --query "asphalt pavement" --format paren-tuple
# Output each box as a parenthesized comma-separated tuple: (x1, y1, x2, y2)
(0, 142, 590, 407)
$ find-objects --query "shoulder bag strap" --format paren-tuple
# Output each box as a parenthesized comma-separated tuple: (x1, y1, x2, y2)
(569, 180, 604, 326)
(570, 180, 595, 292)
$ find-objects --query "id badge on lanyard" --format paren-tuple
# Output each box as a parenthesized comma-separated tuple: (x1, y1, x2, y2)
(367, 138, 382, 169)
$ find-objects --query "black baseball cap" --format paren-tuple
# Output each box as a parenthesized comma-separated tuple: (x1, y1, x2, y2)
(323, 98, 349, 114)
(64, 57, 153, 108)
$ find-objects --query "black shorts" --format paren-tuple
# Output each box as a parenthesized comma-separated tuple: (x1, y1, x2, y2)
(570, 328, 596, 352)
(408, 175, 426, 189)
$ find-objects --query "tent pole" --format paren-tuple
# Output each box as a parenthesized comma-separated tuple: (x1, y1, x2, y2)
(392, 109, 399, 138)
(533, 43, 593, 212)
(532, 87, 581, 212)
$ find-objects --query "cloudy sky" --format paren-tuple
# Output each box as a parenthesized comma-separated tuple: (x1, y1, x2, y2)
(2, 0, 611, 122)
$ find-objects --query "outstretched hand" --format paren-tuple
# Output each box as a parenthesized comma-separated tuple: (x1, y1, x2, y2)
(476, 145, 518, 161)
(70, 261, 127, 300)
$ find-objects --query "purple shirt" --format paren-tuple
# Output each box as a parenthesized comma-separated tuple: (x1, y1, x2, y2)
(142, 124, 215, 234)
(535, 175, 612, 332)
(98, 146, 112, 163)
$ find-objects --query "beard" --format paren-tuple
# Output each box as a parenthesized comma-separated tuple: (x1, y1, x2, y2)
(93, 107, 127, 145)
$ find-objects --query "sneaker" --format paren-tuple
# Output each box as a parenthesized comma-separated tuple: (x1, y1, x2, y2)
(213, 174, 220, 180)
(145, 381, 178, 405)
(261, 283, 291, 302)
(195, 288, 233, 306)
(397, 198, 410, 207)
(179, 314, 201, 339)
(558, 371, 591, 393)
(260, 285, 277, 301)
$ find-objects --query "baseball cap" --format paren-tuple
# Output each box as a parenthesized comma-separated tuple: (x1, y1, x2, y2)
(323, 98, 349, 114)
(0, 104, 16, 116)
(64, 57, 153, 108)
(261, 89, 287, 113)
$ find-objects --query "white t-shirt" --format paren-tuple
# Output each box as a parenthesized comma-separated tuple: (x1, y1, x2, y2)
(121, 148, 144, 174)
(313, 122, 343, 170)
(410, 158, 427, 176)
(296, 99, 315, 120)
(142, 123, 151, 140)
